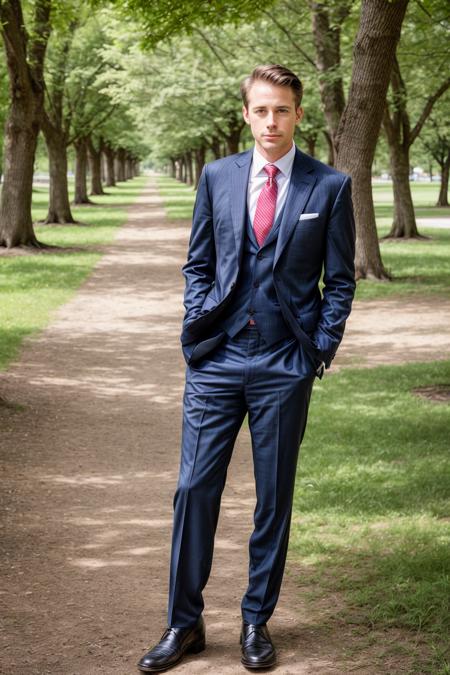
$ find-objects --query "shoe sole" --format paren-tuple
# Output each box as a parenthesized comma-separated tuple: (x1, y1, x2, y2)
(241, 655, 277, 670)
(137, 639, 206, 672)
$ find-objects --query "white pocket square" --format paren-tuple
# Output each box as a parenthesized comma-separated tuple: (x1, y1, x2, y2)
(299, 213, 319, 221)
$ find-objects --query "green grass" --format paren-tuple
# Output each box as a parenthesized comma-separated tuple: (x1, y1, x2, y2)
(290, 360, 450, 673)
(156, 175, 450, 300)
(0, 177, 147, 370)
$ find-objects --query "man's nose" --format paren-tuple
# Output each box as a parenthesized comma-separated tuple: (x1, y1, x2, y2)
(266, 112, 276, 127)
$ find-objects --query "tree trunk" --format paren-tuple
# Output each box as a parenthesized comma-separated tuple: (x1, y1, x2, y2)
(436, 150, 450, 206)
(104, 146, 116, 187)
(116, 148, 126, 182)
(0, 109, 40, 246)
(87, 136, 104, 195)
(226, 128, 241, 155)
(185, 152, 193, 185)
(210, 137, 222, 160)
(41, 115, 76, 223)
(306, 136, 316, 157)
(335, 0, 409, 279)
(101, 153, 106, 183)
(0, 0, 51, 248)
(311, 3, 349, 165)
(126, 156, 133, 179)
(385, 140, 420, 237)
(170, 157, 176, 178)
(175, 159, 182, 181)
(323, 130, 334, 166)
(73, 137, 91, 205)
(194, 147, 206, 188)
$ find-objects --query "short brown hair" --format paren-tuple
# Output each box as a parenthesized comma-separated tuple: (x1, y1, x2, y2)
(240, 64, 303, 108)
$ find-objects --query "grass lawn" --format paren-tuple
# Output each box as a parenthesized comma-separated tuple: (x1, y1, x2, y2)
(0, 177, 147, 371)
(290, 360, 450, 673)
(156, 176, 450, 301)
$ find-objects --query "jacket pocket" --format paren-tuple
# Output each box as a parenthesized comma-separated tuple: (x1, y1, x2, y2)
(294, 309, 321, 333)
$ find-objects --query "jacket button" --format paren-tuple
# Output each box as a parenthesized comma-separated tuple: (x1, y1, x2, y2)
(256, 252, 263, 260)
(248, 308, 255, 315)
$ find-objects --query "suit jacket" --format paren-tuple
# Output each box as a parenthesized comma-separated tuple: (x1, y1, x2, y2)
(180, 146, 356, 371)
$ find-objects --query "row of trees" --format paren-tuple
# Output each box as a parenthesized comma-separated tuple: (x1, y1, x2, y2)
(0, 1, 146, 247)
(1, 0, 449, 281)
(107, 0, 449, 279)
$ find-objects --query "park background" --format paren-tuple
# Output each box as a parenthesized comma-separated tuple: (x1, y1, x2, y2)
(0, 0, 449, 673)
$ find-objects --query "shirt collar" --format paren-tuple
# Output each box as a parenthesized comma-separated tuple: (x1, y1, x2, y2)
(251, 142, 296, 179)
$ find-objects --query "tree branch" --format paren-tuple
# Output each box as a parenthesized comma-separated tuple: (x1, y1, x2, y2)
(261, 9, 317, 69)
(409, 76, 450, 146)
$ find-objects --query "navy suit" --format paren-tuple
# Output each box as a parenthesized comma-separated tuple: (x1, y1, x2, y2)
(168, 146, 355, 628)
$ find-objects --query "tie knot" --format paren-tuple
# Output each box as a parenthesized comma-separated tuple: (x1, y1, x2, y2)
(264, 164, 279, 180)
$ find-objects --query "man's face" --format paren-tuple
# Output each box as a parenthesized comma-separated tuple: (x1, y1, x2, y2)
(243, 80, 303, 161)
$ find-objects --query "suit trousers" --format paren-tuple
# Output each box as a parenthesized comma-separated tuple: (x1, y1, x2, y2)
(167, 326, 315, 628)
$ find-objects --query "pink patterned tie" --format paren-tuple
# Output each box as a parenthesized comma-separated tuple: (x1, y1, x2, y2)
(253, 164, 279, 247)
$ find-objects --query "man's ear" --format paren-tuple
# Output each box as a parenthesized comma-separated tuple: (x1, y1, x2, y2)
(242, 105, 250, 124)
(296, 106, 304, 124)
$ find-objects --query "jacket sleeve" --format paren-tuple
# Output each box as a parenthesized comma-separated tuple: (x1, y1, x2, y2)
(313, 175, 356, 367)
(181, 165, 216, 334)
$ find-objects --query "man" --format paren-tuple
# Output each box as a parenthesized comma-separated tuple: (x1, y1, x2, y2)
(138, 64, 355, 672)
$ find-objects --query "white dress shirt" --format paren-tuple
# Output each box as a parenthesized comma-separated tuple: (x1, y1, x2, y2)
(247, 142, 296, 225)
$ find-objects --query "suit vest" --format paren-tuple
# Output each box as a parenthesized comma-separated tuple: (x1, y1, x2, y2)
(218, 208, 293, 346)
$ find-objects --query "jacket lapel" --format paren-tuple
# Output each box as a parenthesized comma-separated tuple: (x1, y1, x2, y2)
(273, 148, 316, 268)
(230, 150, 252, 262)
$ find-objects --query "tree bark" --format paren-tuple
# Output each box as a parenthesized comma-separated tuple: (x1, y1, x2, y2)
(335, 0, 409, 279)
(185, 151, 193, 185)
(73, 137, 92, 205)
(437, 150, 450, 206)
(170, 157, 176, 178)
(194, 147, 206, 188)
(175, 159, 181, 181)
(0, 0, 51, 247)
(210, 137, 222, 160)
(310, 2, 349, 165)
(87, 136, 104, 195)
(181, 155, 187, 183)
(116, 148, 126, 182)
(41, 113, 76, 223)
(384, 57, 450, 236)
(384, 133, 420, 237)
(382, 57, 420, 238)
(323, 130, 334, 166)
(226, 128, 241, 155)
(104, 145, 116, 187)
(126, 155, 134, 179)
(305, 136, 316, 157)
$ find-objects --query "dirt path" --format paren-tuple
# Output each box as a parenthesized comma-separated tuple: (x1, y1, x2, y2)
(1, 179, 449, 675)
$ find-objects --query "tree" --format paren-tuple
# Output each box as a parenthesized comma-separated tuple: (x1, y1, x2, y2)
(335, 0, 409, 279)
(0, 57, 9, 184)
(115, 0, 409, 278)
(381, 0, 450, 238)
(41, 20, 78, 223)
(308, 0, 352, 166)
(420, 110, 450, 207)
(0, 0, 52, 248)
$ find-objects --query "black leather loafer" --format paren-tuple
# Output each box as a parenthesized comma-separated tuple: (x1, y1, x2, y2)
(240, 622, 276, 669)
(137, 616, 205, 672)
